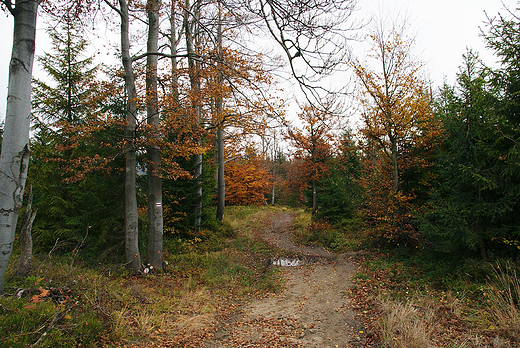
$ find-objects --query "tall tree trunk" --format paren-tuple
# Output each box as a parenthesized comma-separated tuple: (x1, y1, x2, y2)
(185, 0, 202, 231)
(169, 0, 180, 105)
(311, 132, 318, 215)
(389, 132, 399, 193)
(192, 150, 203, 231)
(312, 178, 318, 214)
(215, 9, 225, 222)
(0, 0, 38, 293)
(146, 0, 163, 270)
(216, 127, 225, 220)
(118, 0, 141, 273)
(270, 131, 277, 206)
(17, 185, 37, 276)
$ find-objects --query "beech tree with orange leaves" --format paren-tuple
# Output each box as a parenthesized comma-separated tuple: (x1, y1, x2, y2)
(143, 0, 279, 234)
(103, 0, 145, 272)
(351, 19, 441, 245)
(225, 146, 272, 206)
(351, 21, 434, 193)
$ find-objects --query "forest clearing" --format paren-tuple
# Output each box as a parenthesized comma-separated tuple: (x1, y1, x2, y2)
(1, 0, 520, 347)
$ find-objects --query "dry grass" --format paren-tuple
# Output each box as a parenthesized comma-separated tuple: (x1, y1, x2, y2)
(225, 205, 281, 231)
(356, 253, 520, 348)
(288, 208, 311, 244)
(77, 260, 249, 345)
(378, 299, 435, 348)
(377, 289, 520, 347)
(488, 263, 520, 341)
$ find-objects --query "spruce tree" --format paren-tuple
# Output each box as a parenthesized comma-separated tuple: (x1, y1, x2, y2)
(313, 129, 362, 223)
(423, 50, 520, 257)
(29, 15, 125, 255)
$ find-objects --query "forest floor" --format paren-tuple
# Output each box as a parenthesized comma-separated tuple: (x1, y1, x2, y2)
(204, 213, 368, 348)
(4, 207, 518, 347)
(3, 208, 379, 348)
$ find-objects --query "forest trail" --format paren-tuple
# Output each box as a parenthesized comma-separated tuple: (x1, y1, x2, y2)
(204, 213, 366, 348)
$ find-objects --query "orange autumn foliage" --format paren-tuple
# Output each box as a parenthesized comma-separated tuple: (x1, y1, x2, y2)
(283, 104, 339, 210)
(351, 24, 444, 246)
(225, 149, 272, 206)
(31, 288, 50, 303)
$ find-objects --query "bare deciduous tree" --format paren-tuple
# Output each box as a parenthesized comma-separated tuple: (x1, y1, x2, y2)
(245, 0, 360, 104)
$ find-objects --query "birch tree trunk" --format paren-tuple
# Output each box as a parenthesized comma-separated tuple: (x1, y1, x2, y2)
(146, 0, 163, 270)
(0, 0, 38, 293)
(17, 185, 37, 276)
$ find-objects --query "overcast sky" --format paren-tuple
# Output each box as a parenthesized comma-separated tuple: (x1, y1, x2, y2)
(371, 0, 513, 85)
(0, 0, 516, 122)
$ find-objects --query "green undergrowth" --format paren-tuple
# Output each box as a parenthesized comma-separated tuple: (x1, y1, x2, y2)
(0, 206, 286, 347)
(291, 208, 366, 253)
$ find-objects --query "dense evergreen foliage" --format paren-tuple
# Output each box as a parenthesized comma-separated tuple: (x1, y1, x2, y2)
(28, 16, 127, 257)
(312, 130, 362, 223)
(420, 24, 520, 257)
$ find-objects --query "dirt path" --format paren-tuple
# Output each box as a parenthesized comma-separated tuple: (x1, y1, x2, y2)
(205, 213, 367, 348)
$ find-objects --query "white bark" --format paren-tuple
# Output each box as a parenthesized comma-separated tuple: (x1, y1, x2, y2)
(0, 0, 38, 293)
(17, 185, 37, 276)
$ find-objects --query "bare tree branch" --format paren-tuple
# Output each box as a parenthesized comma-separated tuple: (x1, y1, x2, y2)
(1, 0, 16, 15)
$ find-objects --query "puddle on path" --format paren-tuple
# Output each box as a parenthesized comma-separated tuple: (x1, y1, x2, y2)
(271, 257, 303, 267)
(270, 254, 334, 267)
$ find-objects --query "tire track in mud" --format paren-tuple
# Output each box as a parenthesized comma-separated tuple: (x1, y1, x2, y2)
(205, 213, 367, 348)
